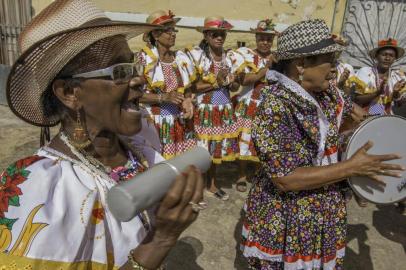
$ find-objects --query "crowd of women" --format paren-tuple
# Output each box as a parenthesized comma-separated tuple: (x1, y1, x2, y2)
(1, 0, 405, 269)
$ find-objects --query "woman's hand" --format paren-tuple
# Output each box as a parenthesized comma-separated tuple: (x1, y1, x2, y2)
(126, 166, 204, 270)
(338, 68, 350, 89)
(181, 97, 194, 119)
(216, 69, 229, 87)
(393, 79, 406, 99)
(347, 141, 404, 182)
(163, 92, 184, 105)
(153, 165, 204, 245)
(351, 103, 368, 124)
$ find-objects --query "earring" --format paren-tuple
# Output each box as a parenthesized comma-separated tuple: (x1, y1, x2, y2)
(298, 73, 304, 84)
(72, 109, 91, 150)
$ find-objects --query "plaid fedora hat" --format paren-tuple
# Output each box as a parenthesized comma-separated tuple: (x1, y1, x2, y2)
(7, 0, 158, 127)
(196, 16, 234, 32)
(369, 38, 405, 59)
(276, 19, 344, 61)
(250, 19, 278, 35)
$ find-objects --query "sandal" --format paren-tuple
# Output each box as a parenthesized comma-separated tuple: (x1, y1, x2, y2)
(396, 201, 406, 215)
(236, 178, 248, 192)
(207, 188, 229, 201)
(354, 194, 368, 207)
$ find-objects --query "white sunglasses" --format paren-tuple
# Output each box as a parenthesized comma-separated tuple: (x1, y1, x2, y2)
(72, 63, 137, 84)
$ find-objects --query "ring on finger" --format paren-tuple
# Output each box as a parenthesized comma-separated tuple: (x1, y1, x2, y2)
(378, 169, 385, 174)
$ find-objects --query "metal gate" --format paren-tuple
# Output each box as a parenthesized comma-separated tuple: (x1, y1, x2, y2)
(0, 0, 32, 66)
(341, 0, 406, 69)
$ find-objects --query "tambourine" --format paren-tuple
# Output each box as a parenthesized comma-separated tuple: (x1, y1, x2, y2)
(344, 115, 406, 204)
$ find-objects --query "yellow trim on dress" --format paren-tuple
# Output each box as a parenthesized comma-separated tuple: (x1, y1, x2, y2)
(237, 155, 260, 162)
(142, 46, 195, 95)
(212, 153, 239, 164)
(196, 129, 241, 141)
(0, 253, 118, 270)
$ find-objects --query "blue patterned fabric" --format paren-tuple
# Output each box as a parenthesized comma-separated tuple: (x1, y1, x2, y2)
(211, 87, 230, 105)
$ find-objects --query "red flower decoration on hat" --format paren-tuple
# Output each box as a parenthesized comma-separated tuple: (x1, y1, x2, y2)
(220, 20, 233, 29)
(378, 38, 398, 47)
(168, 10, 175, 19)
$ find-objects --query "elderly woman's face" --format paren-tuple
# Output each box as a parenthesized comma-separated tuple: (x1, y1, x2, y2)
(153, 23, 177, 48)
(376, 48, 397, 70)
(205, 30, 227, 50)
(72, 37, 143, 137)
(256, 33, 274, 54)
(302, 53, 336, 93)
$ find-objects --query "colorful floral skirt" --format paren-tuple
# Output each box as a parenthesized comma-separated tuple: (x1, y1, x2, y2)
(194, 88, 240, 164)
(235, 86, 263, 162)
(148, 103, 197, 160)
(241, 176, 347, 270)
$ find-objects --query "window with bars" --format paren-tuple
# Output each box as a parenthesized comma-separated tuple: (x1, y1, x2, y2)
(0, 0, 32, 66)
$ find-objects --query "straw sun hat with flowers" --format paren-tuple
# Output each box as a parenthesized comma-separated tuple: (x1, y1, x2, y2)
(196, 16, 234, 32)
(7, 0, 159, 127)
(142, 10, 180, 42)
(369, 38, 405, 60)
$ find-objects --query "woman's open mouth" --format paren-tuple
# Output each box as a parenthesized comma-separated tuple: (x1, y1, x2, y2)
(121, 89, 142, 116)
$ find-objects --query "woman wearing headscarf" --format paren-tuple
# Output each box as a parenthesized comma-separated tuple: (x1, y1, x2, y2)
(241, 19, 403, 269)
(233, 19, 277, 192)
(137, 10, 197, 160)
(354, 38, 406, 115)
(186, 16, 244, 200)
(0, 1, 204, 269)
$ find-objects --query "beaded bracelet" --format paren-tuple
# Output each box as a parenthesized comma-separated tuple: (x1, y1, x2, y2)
(128, 250, 166, 270)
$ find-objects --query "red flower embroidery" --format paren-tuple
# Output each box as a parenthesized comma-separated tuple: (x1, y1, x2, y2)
(0, 155, 44, 219)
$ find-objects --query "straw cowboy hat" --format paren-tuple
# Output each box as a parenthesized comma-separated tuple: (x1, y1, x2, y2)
(250, 19, 278, 35)
(196, 16, 234, 32)
(145, 10, 181, 25)
(6, 0, 158, 127)
(369, 38, 405, 60)
(143, 10, 180, 42)
(276, 19, 344, 61)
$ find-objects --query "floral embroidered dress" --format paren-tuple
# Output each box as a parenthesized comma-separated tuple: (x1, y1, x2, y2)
(354, 66, 406, 115)
(234, 47, 271, 162)
(241, 71, 352, 270)
(0, 141, 163, 269)
(138, 46, 197, 159)
(186, 47, 244, 163)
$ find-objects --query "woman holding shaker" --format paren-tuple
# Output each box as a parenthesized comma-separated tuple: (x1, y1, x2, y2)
(0, 1, 204, 269)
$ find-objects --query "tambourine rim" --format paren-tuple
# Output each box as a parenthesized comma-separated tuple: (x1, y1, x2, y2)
(345, 114, 406, 204)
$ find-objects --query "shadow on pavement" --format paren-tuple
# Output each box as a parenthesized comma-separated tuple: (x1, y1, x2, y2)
(234, 209, 250, 270)
(167, 236, 204, 270)
(373, 204, 406, 253)
(345, 223, 373, 270)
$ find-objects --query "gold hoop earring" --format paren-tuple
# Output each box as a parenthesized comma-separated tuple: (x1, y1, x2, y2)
(298, 74, 304, 84)
(72, 109, 91, 150)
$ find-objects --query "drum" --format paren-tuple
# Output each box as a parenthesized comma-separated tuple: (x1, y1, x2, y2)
(345, 115, 406, 204)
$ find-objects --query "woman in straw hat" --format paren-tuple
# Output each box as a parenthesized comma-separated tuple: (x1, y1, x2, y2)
(354, 38, 406, 115)
(137, 10, 197, 160)
(186, 16, 244, 201)
(241, 19, 403, 269)
(233, 19, 278, 192)
(0, 1, 205, 269)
